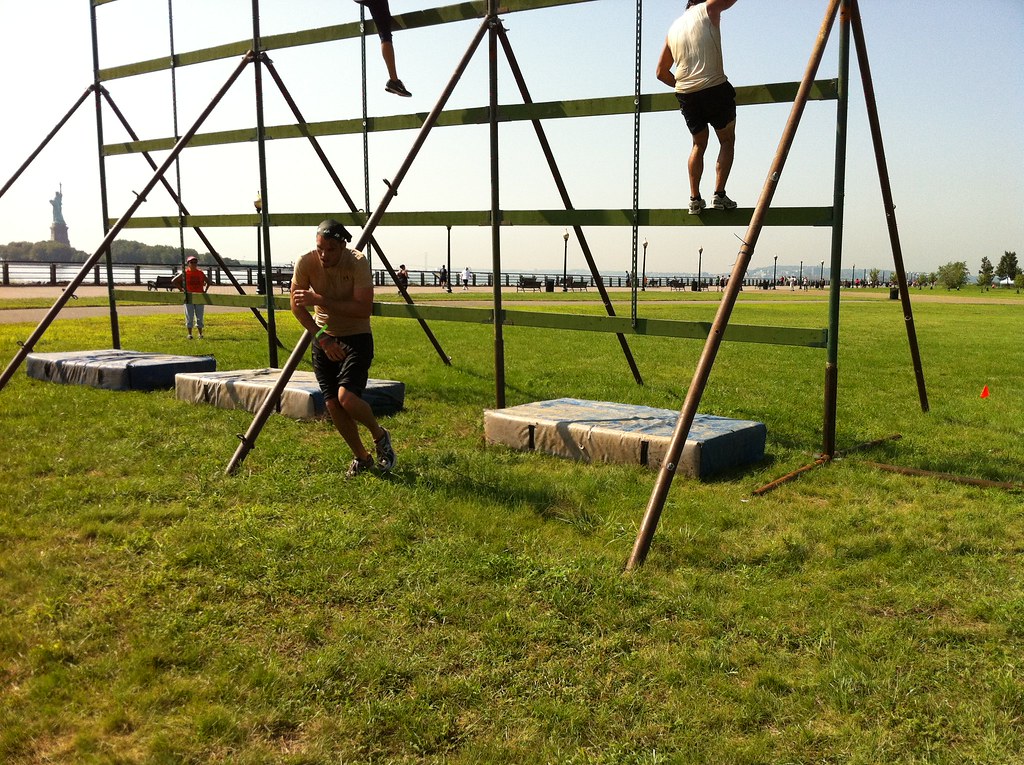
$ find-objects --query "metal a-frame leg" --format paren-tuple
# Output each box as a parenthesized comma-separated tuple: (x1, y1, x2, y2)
(260, 56, 451, 367)
(625, 0, 844, 572)
(98, 88, 285, 349)
(496, 23, 644, 387)
(0, 53, 256, 393)
(225, 18, 492, 475)
(849, 0, 928, 413)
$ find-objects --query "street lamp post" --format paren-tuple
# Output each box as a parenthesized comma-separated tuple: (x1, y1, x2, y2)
(852, 263, 856, 286)
(254, 191, 264, 294)
(773, 254, 778, 289)
(799, 260, 804, 289)
(820, 260, 825, 288)
(641, 237, 648, 291)
(562, 229, 569, 292)
(696, 247, 703, 291)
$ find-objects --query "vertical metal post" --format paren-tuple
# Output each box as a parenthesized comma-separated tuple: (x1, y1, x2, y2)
(630, 0, 643, 325)
(496, 25, 643, 385)
(823, 1, 850, 457)
(773, 255, 778, 288)
(226, 20, 491, 474)
(89, 3, 119, 348)
(488, 0, 506, 409)
(849, 0, 928, 412)
(626, 0, 843, 572)
(359, 1, 372, 266)
(252, 0, 277, 368)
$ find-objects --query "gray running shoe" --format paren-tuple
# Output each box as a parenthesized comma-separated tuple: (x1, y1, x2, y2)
(688, 197, 706, 215)
(346, 455, 375, 478)
(712, 192, 737, 210)
(375, 428, 396, 472)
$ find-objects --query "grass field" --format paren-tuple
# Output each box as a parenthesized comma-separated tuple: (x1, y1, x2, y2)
(0, 288, 1021, 763)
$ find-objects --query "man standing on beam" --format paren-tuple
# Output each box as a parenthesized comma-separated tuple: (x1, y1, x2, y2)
(656, 0, 740, 215)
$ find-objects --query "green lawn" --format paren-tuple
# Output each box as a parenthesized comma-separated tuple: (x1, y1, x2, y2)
(0, 291, 1021, 763)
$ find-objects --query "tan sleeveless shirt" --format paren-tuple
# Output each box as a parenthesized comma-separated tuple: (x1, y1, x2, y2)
(666, 4, 727, 94)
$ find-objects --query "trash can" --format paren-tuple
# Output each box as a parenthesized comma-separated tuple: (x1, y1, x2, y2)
(545, 278, 555, 292)
(889, 286, 899, 300)
(691, 282, 701, 292)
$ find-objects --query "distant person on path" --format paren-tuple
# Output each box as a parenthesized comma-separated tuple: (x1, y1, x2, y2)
(656, 0, 739, 215)
(354, 0, 412, 97)
(462, 266, 472, 290)
(291, 219, 396, 478)
(438, 265, 449, 292)
(171, 255, 209, 339)
(396, 263, 410, 292)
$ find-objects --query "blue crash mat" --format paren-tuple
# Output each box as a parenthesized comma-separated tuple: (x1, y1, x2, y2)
(484, 397, 766, 479)
(26, 349, 216, 392)
(174, 368, 404, 419)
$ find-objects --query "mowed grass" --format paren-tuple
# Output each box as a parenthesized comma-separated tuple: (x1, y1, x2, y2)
(0, 290, 1022, 764)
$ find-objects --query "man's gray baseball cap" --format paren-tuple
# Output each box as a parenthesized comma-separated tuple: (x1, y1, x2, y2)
(317, 219, 351, 242)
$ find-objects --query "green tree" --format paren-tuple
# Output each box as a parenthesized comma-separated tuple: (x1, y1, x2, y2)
(868, 267, 881, 286)
(996, 250, 1018, 281)
(977, 256, 994, 290)
(1015, 272, 1024, 294)
(937, 261, 969, 290)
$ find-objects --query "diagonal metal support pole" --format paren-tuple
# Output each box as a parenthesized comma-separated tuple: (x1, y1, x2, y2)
(849, 0, 928, 413)
(260, 56, 450, 366)
(225, 17, 492, 475)
(496, 23, 644, 386)
(0, 52, 256, 394)
(625, 0, 843, 572)
(0, 86, 95, 200)
(98, 88, 284, 348)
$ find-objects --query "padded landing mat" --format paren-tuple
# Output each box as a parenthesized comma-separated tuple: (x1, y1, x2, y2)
(175, 368, 405, 420)
(26, 350, 216, 392)
(484, 398, 766, 479)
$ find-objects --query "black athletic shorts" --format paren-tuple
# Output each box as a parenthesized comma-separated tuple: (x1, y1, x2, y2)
(676, 81, 737, 135)
(359, 0, 393, 43)
(312, 332, 374, 400)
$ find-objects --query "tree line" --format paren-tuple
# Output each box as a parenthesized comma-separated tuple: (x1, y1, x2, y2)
(925, 251, 1019, 291)
(0, 239, 240, 267)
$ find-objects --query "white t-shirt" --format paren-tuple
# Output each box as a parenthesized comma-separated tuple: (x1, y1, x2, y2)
(666, 4, 727, 94)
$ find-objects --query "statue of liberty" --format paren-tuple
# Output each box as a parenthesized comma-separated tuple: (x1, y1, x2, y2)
(50, 186, 65, 226)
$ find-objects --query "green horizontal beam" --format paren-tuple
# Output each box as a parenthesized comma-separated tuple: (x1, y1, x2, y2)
(97, 0, 598, 82)
(102, 80, 838, 156)
(115, 206, 833, 230)
(112, 290, 826, 348)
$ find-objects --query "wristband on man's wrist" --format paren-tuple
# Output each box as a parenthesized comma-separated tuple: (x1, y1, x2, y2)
(315, 326, 328, 340)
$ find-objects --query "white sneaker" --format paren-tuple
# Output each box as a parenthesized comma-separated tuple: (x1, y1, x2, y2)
(712, 192, 737, 210)
(688, 197, 706, 215)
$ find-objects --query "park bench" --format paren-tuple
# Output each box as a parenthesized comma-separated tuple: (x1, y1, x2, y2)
(270, 272, 293, 293)
(565, 277, 588, 291)
(147, 275, 177, 291)
(668, 279, 686, 291)
(517, 276, 542, 292)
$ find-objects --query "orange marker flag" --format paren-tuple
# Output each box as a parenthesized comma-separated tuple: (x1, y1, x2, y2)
(981, 385, 990, 398)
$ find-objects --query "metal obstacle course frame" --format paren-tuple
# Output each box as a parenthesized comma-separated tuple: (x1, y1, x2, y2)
(0, 0, 927, 569)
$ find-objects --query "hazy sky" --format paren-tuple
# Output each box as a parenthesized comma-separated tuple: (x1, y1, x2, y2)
(1, 0, 1021, 277)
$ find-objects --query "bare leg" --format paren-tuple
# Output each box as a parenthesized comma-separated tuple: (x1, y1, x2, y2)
(340, 386, 385, 442)
(326, 397, 370, 461)
(688, 128, 710, 199)
(713, 120, 736, 194)
(381, 41, 399, 82)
